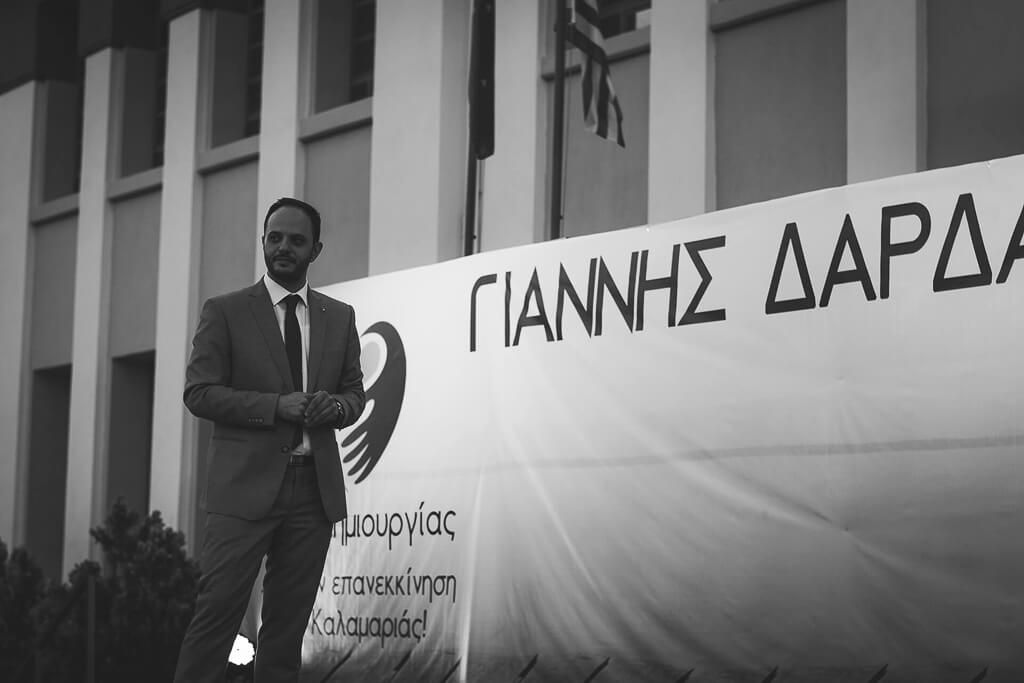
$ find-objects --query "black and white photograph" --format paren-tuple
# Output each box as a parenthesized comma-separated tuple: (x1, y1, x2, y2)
(0, 1, 1022, 681)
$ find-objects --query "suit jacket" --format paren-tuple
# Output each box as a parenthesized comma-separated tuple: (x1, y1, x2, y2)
(184, 280, 365, 522)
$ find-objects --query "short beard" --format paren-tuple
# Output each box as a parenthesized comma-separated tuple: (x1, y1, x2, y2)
(266, 258, 308, 289)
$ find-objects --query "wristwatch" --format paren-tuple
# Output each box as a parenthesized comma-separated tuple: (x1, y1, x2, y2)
(334, 398, 345, 426)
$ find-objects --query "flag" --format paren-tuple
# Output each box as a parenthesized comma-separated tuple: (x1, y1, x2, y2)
(566, 0, 625, 147)
(469, 0, 495, 159)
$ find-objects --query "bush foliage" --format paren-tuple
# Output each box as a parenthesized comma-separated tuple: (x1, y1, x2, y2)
(0, 500, 201, 682)
(0, 541, 47, 681)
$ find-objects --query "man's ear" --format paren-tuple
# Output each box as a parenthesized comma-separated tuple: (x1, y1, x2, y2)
(311, 241, 323, 261)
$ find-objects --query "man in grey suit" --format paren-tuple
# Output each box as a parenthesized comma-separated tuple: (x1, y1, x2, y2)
(174, 197, 365, 682)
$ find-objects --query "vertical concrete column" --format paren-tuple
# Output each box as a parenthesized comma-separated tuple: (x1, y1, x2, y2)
(369, 0, 470, 274)
(65, 48, 120, 574)
(478, 0, 545, 251)
(647, 0, 711, 224)
(255, 0, 303, 274)
(847, 0, 925, 183)
(150, 10, 206, 535)
(0, 82, 37, 544)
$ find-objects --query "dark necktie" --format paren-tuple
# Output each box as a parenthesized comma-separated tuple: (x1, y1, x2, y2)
(284, 294, 303, 447)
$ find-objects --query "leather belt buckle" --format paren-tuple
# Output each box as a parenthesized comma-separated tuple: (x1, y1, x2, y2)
(287, 453, 314, 467)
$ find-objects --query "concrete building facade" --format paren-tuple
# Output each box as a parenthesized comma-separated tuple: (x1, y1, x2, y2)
(1, 0, 1023, 578)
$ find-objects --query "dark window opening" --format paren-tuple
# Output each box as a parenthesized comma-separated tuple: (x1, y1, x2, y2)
(152, 22, 169, 168)
(26, 364, 72, 579)
(312, 0, 375, 113)
(349, 0, 376, 101)
(210, 0, 264, 147)
(41, 61, 84, 202)
(37, 0, 83, 201)
(121, 16, 168, 177)
(107, 352, 155, 519)
(244, 0, 264, 138)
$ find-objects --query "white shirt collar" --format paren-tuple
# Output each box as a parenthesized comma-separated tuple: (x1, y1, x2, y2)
(263, 273, 309, 308)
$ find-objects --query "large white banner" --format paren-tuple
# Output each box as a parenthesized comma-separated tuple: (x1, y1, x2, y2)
(304, 157, 1024, 681)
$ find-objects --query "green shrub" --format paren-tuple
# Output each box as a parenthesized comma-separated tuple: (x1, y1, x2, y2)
(20, 500, 200, 683)
(0, 540, 48, 680)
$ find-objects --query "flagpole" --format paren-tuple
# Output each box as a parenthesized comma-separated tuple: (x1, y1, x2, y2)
(464, 0, 482, 256)
(464, 130, 479, 256)
(549, 0, 567, 240)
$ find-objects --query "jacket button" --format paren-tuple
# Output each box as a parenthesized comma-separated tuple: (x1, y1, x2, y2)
(280, 446, 289, 453)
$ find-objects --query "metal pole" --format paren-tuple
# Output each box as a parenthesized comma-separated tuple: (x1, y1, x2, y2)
(464, 0, 482, 256)
(463, 153, 479, 256)
(549, 0, 567, 239)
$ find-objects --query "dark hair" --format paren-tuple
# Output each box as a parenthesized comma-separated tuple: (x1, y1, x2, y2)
(264, 197, 322, 243)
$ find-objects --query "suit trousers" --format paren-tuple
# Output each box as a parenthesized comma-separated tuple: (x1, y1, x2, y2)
(173, 463, 333, 683)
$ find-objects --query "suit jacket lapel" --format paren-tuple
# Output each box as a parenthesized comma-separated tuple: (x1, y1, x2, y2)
(307, 290, 327, 391)
(248, 281, 296, 392)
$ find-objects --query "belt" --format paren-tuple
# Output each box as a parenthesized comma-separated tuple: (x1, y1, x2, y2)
(287, 453, 315, 467)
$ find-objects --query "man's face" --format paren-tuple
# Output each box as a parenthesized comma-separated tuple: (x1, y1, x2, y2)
(262, 206, 322, 286)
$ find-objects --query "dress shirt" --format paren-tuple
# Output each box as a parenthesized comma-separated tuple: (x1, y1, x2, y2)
(263, 274, 312, 455)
